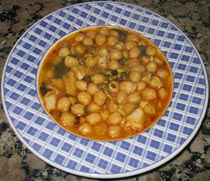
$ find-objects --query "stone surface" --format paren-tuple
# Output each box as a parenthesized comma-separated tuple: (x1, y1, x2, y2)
(0, 0, 210, 180)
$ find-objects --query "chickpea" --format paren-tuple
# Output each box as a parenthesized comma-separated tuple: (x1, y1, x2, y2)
(129, 71, 141, 82)
(122, 103, 137, 114)
(86, 30, 97, 39)
(108, 112, 123, 125)
(60, 112, 75, 127)
(83, 37, 93, 46)
(109, 30, 119, 37)
(75, 80, 87, 91)
(146, 46, 156, 56)
(94, 91, 107, 106)
(117, 91, 127, 104)
(108, 126, 121, 138)
(107, 101, 118, 113)
(108, 60, 120, 70)
(120, 81, 136, 94)
(79, 123, 92, 135)
(146, 61, 157, 73)
(150, 76, 163, 88)
(58, 47, 70, 57)
(131, 65, 146, 73)
(136, 81, 146, 92)
(98, 48, 109, 58)
(129, 47, 140, 59)
(128, 92, 141, 104)
(125, 41, 136, 50)
(86, 113, 102, 125)
(88, 102, 101, 113)
(107, 36, 118, 46)
(85, 56, 98, 67)
(57, 97, 71, 112)
(95, 34, 106, 46)
(157, 68, 169, 79)
(110, 49, 123, 60)
(108, 81, 119, 93)
(71, 103, 85, 115)
(94, 122, 107, 136)
(100, 110, 109, 121)
(142, 56, 150, 64)
(114, 42, 125, 50)
(141, 87, 157, 100)
(87, 83, 99, 95)
(91, 73, 106, 84)
(158, 88, 168, 99)
(74, 33, 85, 42)
(77, 91, 91, 105)
(64, 56, 78, 67)
(99, 27, 109, 35)
(126, 34, 139, 42)
(75, 45, 87, 55)
(154, 57, 164, 65)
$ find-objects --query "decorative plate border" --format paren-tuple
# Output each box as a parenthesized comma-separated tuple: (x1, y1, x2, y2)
(1, 1, 209, 179)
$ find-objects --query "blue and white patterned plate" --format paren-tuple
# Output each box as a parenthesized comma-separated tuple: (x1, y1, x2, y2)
(1, 1, 209, 179)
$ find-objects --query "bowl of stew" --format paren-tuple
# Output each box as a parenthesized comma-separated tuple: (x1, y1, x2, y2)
(37, 26, 173, 141)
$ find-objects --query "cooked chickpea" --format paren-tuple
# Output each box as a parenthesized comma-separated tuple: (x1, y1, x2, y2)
(65, 56, 78, 67)
(60, 112, 75, 127)
(146, 61, 157, 73)
(71, 104, 85, 115)
(108, 60, 120, 70)
(137, 81, 146, 92)
(86, 113, 102, 125)
(131, 65, 146, 73)
(99, 27, 109, 35)
(120, 81, 136, 94)
(85, 56, 98, 67)
(58, 47, 70, 57)
(129, 47, 140, 59)
(83, 37, 93, 46)
(75, 80, 87, 91)
(91, 73, 106, 84)
(129, 71, 141, 82)
(126, 34, 139, 42)
(75, 45, 86, 55)
(79, 123, 92, 135)
(107, 36, 118, 46)
(114, 42, 125, 50)
(98, 48, 109, 58)
(88, 102, 101, 113)
(94, 91, 107, 105)
(108, 112, 123, 125)
(87, 83, 99, 95)
(125, 41, 136, 50)
(57, 97, 71, 112)
(86, 30, 96, 39)
(128, 92, 141, 104)
(158, 88, 168, 99)
(117, 91, 128, 104)
(122, 103, 137, 114)
(77, 91, 91, 105)
(109, 30, 119, 37)
(150, 76, 163, 88)
(157, 68, 169, 79)
(74, 33, 85, 42)
(141, 87, 157, 100)
(107, 101, 118, 113)
(110, 49, 123, 60)
(95, 34, 106, 46)
(146, 46, 156, 56)
(108, 126, 121, 138)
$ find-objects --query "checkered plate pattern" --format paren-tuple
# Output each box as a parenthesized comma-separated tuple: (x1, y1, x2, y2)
(1, 1, 209, 179)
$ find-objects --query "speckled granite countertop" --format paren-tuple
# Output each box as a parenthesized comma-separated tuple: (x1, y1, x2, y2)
(0, 0, 210, 180)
